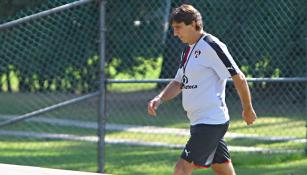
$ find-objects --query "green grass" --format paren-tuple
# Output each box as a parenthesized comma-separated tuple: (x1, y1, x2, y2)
(1, 121, 96, 136)
(0, 138, 97, 171)
(1, 46, 306, 175)
(226, 138, 304, 150)
(229, 117, 305, 138)
(0, 138, 307, 175)
(0, 64, 306, 175)
(1, 112, 305, 174)
(5, 115, 305, 150)
(0, 92, 98, 115)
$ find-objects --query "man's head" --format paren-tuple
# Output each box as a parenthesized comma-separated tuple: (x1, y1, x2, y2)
(169, 4, 203, 44)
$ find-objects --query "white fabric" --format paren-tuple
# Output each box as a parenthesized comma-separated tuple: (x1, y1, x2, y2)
(174, 33, 241, 125)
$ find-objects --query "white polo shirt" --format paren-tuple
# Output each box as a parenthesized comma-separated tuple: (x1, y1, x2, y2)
(174, 33, 241, 125)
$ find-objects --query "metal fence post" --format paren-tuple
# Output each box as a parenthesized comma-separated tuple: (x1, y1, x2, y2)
(162, 0, 171, 44)
(305, 37, 307, 155)
(0, 0, 95, 30)
(98, 0, 107, 173)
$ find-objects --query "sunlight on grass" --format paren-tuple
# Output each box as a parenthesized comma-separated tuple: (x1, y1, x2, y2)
(107, 56, 163, 92)
(0, 139, 97, 172)
(0, 139, 306, 175)
(106, 131, 188, 145)
(229, 117, 305, 137)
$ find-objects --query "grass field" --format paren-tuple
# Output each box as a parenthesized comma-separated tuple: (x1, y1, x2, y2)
(0, 85, 306, 174)
(2, 118, 304, 151)
(0, 112, 306, 174)
(0, 138, 307, 175)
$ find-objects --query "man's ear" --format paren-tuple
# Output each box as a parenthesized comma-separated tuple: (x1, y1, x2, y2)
(191, 21, 197, 29)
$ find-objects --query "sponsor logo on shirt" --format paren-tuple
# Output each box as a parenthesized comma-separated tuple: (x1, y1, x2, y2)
(181, 75, 198, 89)
(181, 84, 198, 89)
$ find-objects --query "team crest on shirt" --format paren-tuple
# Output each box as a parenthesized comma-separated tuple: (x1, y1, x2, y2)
(194, 50, 201, 58)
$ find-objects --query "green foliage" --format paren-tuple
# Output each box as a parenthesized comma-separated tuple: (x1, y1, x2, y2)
(0, 0, 99, 93)
(240, 54, 282, 88)
(241, 54, 281, 78)
(107, 56, 162, 78)
(173, 0, 306, 78)
(0, 55, 100, 93)
(1, 0, 306, 93)
(105, 0, 168, 74)
(106, 57, 162, 92)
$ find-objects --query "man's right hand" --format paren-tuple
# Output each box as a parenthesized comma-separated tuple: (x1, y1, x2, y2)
(147, 96, 162, 116)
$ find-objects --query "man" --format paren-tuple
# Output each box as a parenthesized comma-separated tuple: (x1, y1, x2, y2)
(147, 4, 257, 175)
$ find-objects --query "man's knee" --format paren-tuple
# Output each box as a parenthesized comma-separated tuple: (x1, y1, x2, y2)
(211, 161, 236, 175)
(173, 159, 193, 175)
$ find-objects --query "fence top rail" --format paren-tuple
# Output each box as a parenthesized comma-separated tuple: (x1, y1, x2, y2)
(0, 0, 96, 31)
(106, 77, 307, 84)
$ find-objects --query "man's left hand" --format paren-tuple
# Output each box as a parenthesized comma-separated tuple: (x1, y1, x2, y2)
(242, 108, 257, 125)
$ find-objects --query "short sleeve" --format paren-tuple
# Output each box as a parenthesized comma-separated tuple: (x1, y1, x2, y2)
(174, 68, 183, 83)
(203, 36, 241, 80)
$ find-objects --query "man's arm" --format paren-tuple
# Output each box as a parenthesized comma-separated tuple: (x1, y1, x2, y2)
(147, 80, 182, 116)
(232, 73, 257, 125)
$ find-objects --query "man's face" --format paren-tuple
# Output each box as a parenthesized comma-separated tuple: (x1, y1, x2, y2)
(171, 21, 195, 44)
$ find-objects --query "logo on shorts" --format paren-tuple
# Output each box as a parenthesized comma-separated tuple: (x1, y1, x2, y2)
(184, 149, 191, 157)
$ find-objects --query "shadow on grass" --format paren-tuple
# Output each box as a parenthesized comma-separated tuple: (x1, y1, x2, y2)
(1, 138, 307, 175)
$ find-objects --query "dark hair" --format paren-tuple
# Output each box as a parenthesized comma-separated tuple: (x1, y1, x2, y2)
(169, 4, 203, 31)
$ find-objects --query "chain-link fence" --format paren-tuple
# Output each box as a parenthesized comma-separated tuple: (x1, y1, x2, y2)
(0, 0, 306, 174)
(0, 0, 102, 172)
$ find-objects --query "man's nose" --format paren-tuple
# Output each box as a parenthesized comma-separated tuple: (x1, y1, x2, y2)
(173, 30, 179, 37)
